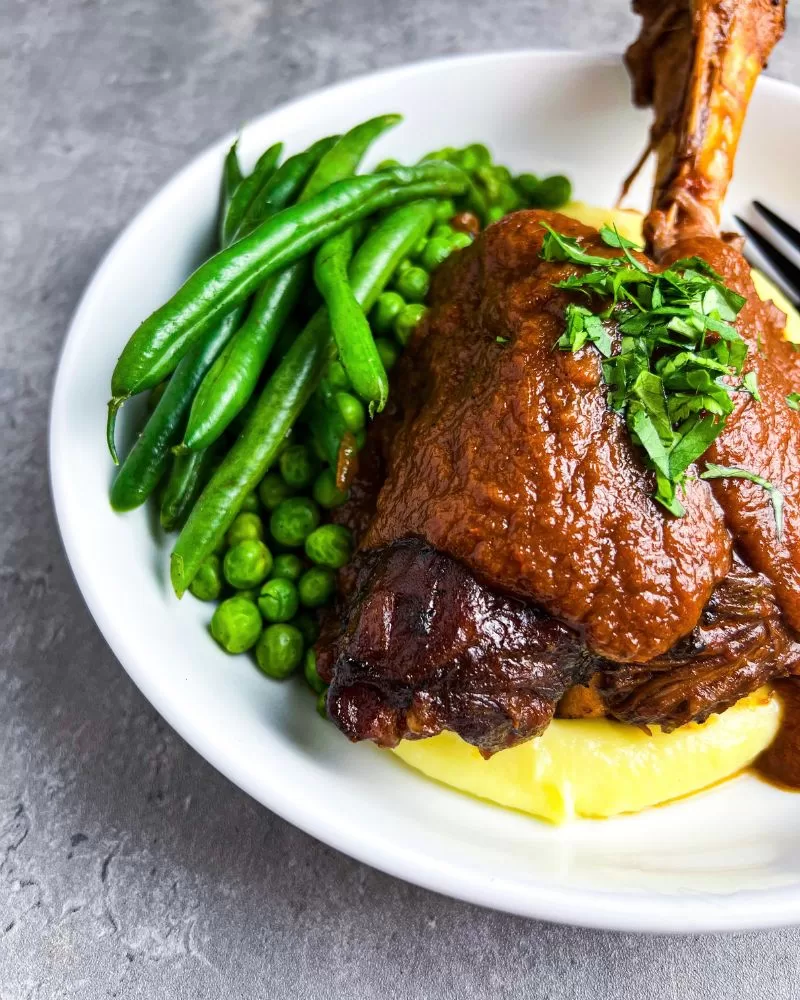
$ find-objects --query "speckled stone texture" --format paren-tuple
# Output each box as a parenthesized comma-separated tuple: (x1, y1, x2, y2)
(3, 0, 800, 996)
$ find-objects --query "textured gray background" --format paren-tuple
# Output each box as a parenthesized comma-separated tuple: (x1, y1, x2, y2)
(3, 1, 800, 997)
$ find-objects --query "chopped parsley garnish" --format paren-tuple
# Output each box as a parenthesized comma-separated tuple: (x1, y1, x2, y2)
(541, 223, 775, 520)
(787, 392, 800, 411)
(741, 370, 761, 401)
(700, 463, 784, 540)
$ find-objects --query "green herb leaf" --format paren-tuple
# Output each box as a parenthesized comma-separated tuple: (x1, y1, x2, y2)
(543, 228, 754, 516)
(539, 224, 612, 267)
(599, 225, 642, 251)
(700, 463, 784, 539)
(787, 392, 800, 411)
(741, 370, 761, 401)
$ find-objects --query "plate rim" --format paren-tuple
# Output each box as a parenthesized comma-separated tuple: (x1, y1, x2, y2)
(49, 48, 800, 934)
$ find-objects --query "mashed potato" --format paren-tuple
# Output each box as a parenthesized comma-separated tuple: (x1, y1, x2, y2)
(391, 203, 796, 823)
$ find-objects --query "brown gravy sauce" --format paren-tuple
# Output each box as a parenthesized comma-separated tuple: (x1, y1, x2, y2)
(754, 679, 800, 790)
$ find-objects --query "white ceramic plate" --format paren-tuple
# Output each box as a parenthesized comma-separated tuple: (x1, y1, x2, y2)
(50, 51, 800, 933)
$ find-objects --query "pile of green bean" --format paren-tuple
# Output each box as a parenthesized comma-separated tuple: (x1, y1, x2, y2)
(107, 116, 571, 696)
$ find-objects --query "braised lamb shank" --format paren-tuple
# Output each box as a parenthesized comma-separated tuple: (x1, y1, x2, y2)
(317, 0, 800, 756)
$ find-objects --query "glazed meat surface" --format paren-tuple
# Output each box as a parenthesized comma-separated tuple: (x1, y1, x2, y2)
(317, 539, 593, 756)
(317, 0, 799, 754)
(601, 557, 800, 731)
(361, 213, 732, 664)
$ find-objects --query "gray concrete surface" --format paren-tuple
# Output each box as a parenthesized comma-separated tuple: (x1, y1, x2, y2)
(3, 1, 800, 997)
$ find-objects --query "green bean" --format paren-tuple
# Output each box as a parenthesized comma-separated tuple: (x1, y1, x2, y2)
(170, 308, 332, 596)
(109, 160, 465, 407)
(109, 304, 244, 506)
(168, 183, 459, 594)
(299, 114, 402, 201)
(159, 442, 221, 532)
(230, 135, 339, 243)
(178, 264, 306, 452)
(219, 140, 244, 246)
(347, 200, 437, 311)
(306, 394, 348, 467)
(314, 226, 390, 410)
(222, 142, 283, 246)
(177, 124, 396, 455)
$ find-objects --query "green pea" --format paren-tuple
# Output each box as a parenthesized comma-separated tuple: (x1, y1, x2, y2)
(394, 266, 430, 303)
(394, 304, 428, 345)
(487, 204, 506, 224)
(210, 596, 262, 654)
(395, 258, 413, 276)
(460, 143, 491, 170)
(226, 511, 265, 547)
(371, 291, 406, 334)
(326, 360, 350, 390)
(494, 183, 517, 212)
(255, 624, 304, 679)
(258, 472, 295, 510)
(236, 587, 260, 602)
(515, 172, 540, 200)
(270, 497, 321, 548)
(316, 689, 329, 718)
(335, 392, 366, 433)
(410, 235, 429, 259)
(433, 198, 456, 222)
(240, 491, 261, 514)
(304, 648, 327, 694)
(421, 146, 455, 162)
(420, 237, 454, 272)
(270, 553, 304, 582)
(293, 612, 320, 647)
(532, 174, 572, 209)
(298, 566, 337, 608)
(374, 337, 399, 372)
(354, 428, 366, 450)
(476, 164, 502, 201)
(431, 223, 455, 241)
(448, 231, 473, 251)
(310, 436, 328, 463)
(258, 577, 300, 623)
(223, 539, 273, 589)
(188, 554, 223, 602)
(279, 444, 316, 489)
(312, 468, 349, 509)
(304, 524, 352, 569)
